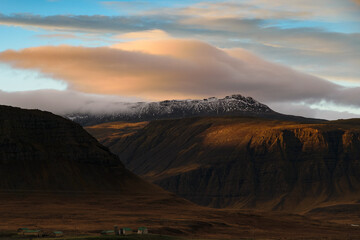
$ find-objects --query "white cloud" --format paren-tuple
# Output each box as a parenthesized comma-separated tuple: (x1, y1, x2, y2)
(0, 89, 142, 115)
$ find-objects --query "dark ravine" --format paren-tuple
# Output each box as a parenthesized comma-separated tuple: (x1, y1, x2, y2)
(67, 94, 325, 126)
(87, 117, 360, 212)
(0, 105, 163, 194)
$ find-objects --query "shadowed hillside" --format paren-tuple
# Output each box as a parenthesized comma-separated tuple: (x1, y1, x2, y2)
(0, 105, 165, 193)
(86, 117, 360, 213)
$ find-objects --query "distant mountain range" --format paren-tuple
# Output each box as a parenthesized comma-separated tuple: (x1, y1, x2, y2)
(66, 94, 323, 126)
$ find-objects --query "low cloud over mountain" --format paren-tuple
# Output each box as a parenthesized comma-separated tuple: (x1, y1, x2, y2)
(0, 39, 359, 119)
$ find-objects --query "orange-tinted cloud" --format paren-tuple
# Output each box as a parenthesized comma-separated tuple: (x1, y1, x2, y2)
(0, 12, 358, 86)
(115, 29, 171, 40)
(0, 39, 339, 103)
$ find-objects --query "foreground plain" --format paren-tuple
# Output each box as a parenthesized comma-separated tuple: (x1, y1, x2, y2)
(1, 192, 360, 239)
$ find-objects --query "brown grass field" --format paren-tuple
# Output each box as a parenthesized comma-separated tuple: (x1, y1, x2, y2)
(1, 192, 360, 239)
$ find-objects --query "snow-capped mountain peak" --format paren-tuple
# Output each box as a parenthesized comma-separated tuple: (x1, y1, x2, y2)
(66, 94, 274, 126)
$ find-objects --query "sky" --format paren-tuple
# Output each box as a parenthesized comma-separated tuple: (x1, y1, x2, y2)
(0, 0, 359, 119)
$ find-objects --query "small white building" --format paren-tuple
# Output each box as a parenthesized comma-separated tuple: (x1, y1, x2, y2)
(137, 227, 148, 234)
(122, 227, 132, 235)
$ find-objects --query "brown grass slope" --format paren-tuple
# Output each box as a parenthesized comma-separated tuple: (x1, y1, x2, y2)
(86, 116, 360, 214)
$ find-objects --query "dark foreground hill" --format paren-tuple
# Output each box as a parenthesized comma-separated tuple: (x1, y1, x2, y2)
(86, 117, 360, 214)
(0, 105, 163, 193)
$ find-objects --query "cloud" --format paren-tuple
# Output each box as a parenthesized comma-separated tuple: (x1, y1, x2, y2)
(186, 17, 360, 85)
(141, 0, 359, 30)
(36, 33, 78, 39)
(0, 13, 150, 33)
(115, 29, 171, 40)
(269, 101, 360, 120)
(0, 89, 141, 115)
(0, 10, 358, 86)
(101, 1, 162, 13)
(2, 39, 360, 113)
(167, 2, 312, 20)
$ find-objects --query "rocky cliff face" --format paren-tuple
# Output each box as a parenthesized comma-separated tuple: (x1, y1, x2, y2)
(0, 105, 161, 193)
(87, 117, 360, 211)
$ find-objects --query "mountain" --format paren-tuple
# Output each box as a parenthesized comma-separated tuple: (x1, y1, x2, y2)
(0, 104, 163, 193)
(2, 104, 357, 239)
(86, 116, 360, 213)
(67, 94, 323, 126)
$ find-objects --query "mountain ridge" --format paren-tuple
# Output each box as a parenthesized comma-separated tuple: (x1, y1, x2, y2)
(86, 116, 360, 212)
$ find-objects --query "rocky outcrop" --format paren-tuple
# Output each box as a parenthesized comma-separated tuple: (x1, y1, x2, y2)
(87, 117, 360, 211)
(0, 105, 161, 193)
